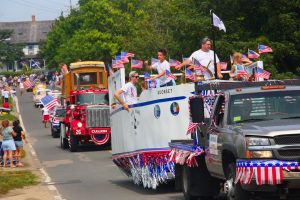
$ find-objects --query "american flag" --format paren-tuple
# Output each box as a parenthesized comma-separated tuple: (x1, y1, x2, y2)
(112, 59, 124, 68)
(193, 59, 206, 74)
(235, 65, 249, 78)
(121, 51, 135, 58)
(255, 67, 271, 80)
(234, 160, 293, 185)
(166, 70, 177, 80)
(241, 54, 251, 62)
(120, 52, 129, 63)
(41, 95, 57, 111)
(131, 59, 143, 69)
(144, 72, 151, 81)
(185, 68, 195, 81)
(169, 58, 181, 67)
(258, 44, 273, 54)
(23, 80, 34, 89)
(186, 121, 199, 135)
(151, 58, 159, 65)
(219, 62, 228, 70)
(248, 49, 260, 59)
(107, 64, 114, 76)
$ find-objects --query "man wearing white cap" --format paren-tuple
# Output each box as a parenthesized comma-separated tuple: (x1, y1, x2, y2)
(114, 71, 139, 111)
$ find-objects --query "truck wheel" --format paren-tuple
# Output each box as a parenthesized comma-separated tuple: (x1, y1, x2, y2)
(182, 165, 198, 200)
(224, 163, 250, 200)
(69, 130, 78, 152)
(60, 124, 68, 149)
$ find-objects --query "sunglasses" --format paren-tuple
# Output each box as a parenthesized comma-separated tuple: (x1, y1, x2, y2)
(133, 76, 139, 78)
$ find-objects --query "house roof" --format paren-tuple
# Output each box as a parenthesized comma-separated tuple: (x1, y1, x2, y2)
(0, 20, 54, 44)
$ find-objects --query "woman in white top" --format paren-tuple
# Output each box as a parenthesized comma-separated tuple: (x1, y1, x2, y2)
(147, 48, 174, 87)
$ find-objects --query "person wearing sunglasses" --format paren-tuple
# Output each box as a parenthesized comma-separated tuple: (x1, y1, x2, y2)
(114, 71, 139, 112)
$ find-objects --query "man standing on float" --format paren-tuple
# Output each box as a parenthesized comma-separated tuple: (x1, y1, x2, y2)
(175, 37, 223, 80)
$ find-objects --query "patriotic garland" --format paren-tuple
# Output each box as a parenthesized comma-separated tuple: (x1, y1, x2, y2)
(235, 160, 300, 185)
(169, 143, 205, 167)
(112, 150, 174, 189)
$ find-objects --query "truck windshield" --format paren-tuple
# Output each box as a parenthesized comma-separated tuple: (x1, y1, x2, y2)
(77, 93, 108, 105)
(229, 90, 300, 124)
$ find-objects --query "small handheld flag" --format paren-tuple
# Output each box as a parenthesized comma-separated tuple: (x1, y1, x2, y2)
(258, 44, 273, 54)
(166, 70, 177, 80)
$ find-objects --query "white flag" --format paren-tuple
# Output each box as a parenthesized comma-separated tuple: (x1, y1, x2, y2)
(212, 13, 226, 32)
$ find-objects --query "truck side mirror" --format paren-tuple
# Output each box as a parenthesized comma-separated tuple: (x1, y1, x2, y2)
(189, 97, 204, 123)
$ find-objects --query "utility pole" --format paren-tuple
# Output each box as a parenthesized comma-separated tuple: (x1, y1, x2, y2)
(69, 0, 72, 10)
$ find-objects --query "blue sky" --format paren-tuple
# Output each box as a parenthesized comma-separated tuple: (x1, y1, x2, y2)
(0, 0, 79, 22)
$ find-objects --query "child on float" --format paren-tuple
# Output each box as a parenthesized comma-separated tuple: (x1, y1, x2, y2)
(229, 52, 252, 81)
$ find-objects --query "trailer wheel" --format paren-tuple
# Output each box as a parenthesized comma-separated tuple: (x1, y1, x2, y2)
(69, 130, 78, 152)
(182, 165, 198, 200)
(224, 163, 249, 200)
(60, 124, 68, 149)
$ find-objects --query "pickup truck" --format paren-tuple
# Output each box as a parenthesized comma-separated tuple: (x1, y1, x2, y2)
(170, 80, 300, 200)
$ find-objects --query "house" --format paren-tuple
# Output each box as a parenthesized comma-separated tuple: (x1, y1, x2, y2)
(0, 15, 54, 71)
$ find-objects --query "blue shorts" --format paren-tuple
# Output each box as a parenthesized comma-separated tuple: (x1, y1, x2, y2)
(2, 139, 16, 151)
(14, 141, 23, 148)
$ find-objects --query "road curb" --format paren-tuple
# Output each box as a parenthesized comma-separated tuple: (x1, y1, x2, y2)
(14, 95, 66, 200)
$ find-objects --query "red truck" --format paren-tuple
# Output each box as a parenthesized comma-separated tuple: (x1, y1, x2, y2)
(59, 61, 110, 152)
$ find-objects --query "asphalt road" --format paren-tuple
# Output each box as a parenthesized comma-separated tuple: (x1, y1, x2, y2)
(17, 90, 183, 200)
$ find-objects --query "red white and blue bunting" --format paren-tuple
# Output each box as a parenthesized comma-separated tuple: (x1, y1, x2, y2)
(235, 160, 300, 185)
(112, 149, 174, 189)
(169, 143, 205, 167)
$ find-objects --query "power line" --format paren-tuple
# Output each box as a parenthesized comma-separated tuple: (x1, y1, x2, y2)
(9, 0, 62, 14)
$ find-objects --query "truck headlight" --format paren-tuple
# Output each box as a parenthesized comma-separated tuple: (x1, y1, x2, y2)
(248, 151, 273, 158)
(246, 137, 270, 146)
(77, 122, 82, 128)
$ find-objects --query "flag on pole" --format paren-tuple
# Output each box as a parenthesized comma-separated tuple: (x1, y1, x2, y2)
(144, 72, 151, 81)
(151, 58, 159, 65)
(108, 64, 114, 76)
(212, 13, 226, 32)
(248, 49, 260, 59)
(255, 67, 271, 80)
(219, 62, 228, 70)
(31, 59, 41, 69)
(169, 58, 181, 67)
(241, 54, 251, 62)
(23, 80, 34, 89)
(131, 59, 143, 69)
(258, 44, 273, 54)
(121, 51, 135, 58)
(193, 59, 207, 74)
(41, 95, 57, 111)
(166, 70, 177, 80)
(185, 68, 195, 81)
(120, 52, 130, 63)
(112, 59, 124, 68)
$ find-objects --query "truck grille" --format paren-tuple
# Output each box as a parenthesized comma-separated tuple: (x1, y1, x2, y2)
(274, 135, 300, 145)
(86, 106, 110, 128)
(278, 150, 300, 157)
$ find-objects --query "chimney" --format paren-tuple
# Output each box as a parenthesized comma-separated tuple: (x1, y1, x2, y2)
(32, 15, 36, 23)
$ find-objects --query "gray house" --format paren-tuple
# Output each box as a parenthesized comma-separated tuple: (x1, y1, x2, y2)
(0, 15, 54, 71)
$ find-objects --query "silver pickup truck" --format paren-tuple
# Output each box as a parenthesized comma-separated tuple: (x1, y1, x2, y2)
(171, 80, 300, 200)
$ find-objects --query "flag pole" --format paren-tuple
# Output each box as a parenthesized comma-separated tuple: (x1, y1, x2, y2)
(210, 9, 218, 79)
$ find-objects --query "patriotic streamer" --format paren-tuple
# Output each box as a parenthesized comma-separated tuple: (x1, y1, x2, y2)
(169, 143, 205, 167)
(235, 160, 300, 185)
(113, 151, 174, 189)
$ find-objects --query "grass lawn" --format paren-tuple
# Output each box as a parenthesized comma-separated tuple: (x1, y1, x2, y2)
(0, 170, 38, 194)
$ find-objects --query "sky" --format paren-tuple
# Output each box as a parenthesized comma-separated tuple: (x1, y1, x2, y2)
(0, 0, 79, 22)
